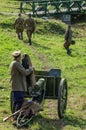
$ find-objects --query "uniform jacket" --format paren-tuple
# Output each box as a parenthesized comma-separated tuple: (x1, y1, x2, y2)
(9, 60, 32, 91)
(24, 17, 36, 31)
(65, 28, 72, 42)
(14, 17, 24, 30)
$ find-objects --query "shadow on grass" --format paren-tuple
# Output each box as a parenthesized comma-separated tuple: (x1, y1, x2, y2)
(16, 114, 86, 130)
(62, 115, 86, 129)
(36, 21, 65, 35)
(23, 40, 51, 50)
(0, 23, 13, 29)
(0, 96, 9, 106)
(33, 41, 51, 50)
(23, 39, 29, 44)
(0, 86, 4, 89)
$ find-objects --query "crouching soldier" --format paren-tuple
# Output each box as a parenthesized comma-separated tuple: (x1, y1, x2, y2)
(24, 14, 36, 45)
(14, 13, 24, 40)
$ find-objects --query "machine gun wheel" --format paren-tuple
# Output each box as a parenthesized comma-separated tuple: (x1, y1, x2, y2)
(16, 109, 34, 128)
(58, 78, 68, 118)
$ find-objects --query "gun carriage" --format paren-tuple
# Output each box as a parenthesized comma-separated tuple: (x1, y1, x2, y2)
(7, 69, 67, 127)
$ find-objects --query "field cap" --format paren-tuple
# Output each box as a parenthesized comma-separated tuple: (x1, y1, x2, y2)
(12, 50, 21, 57)
(28, 13, 31, 17)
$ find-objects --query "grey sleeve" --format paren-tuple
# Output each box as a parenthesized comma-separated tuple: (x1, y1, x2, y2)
(15, 62, 33, 76)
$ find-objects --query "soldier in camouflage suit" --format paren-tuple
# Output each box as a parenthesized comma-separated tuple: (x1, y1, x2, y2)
(64, 25, 72, 55)
(22, 53, 36, 88)
(24, 14, 36, 45)
(14, 13, 24, 40)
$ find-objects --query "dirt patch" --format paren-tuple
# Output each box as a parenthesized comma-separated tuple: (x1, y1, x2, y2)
(30, 46, 52, 70)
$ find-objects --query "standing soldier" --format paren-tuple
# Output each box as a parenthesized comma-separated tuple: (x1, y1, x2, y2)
(9, 50, 34, 112)
(64, 25, 72, 55)
(14, 13, 24, 40)
(24, 14, 36, 45)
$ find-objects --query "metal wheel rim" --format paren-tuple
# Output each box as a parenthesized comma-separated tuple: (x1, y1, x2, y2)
(58, 78, 67, 118)
(16, 110, 33, 127)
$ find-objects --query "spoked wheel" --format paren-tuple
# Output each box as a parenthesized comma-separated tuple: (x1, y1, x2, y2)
(58, 78, 68, 118)
(16, 110, 34, 128)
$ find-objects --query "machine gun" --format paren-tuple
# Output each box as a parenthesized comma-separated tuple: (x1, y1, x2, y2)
(3, 78, 46, 127)
(3, 100, 43, 127)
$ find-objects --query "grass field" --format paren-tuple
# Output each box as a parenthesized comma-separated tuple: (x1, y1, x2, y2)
(0, 1, 86, 130)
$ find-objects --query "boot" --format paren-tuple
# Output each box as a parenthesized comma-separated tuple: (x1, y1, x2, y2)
(18, 34, 20, 40)
(21, 33, 23, 40)
(67, 48, 71, 55)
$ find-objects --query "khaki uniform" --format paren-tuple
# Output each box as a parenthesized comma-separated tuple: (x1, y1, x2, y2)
(14, 17, 24, 39)
(24, 17, 36, 44)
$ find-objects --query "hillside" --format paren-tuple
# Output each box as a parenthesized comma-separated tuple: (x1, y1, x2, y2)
(0, 12, 86, 130)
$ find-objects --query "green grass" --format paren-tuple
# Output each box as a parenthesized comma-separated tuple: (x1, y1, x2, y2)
(0, 1, 86, 130)
(0, 0, 20, 13)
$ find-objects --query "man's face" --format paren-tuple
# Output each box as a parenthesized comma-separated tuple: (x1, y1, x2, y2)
(17, 55, 21, 61)
(19, 55, 21, 60)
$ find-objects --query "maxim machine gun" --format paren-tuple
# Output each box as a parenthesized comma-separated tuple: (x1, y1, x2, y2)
(3, 69, 68, 128)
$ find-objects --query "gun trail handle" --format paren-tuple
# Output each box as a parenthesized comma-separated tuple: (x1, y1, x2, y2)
(3, 109, 20, 122)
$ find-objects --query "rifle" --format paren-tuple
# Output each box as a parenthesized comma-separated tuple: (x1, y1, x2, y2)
(3, 101, 32, 122)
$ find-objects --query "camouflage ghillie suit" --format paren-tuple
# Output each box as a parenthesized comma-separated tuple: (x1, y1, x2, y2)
(64, 25, 72, 54)
(22, 53, 36, 89)
(24, 14, 36, 45)
(14, 14, 24, 40)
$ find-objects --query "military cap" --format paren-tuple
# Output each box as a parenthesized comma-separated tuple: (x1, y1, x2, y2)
(12, 50, 21, 57)
(28, 13, 31, 17)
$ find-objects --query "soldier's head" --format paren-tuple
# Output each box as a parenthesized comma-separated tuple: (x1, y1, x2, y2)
(68, 25, 71, 29)
(12, 50, 21, 61)
(28, 13, 31, 17)
(18, 13, 21, 17)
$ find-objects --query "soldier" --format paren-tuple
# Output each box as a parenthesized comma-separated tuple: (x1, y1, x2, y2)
(9, 50, 34, 112)
(22, 54, 45, 97)
(24, 14, 36, 45)
(22, 53, 36, 88)
(14, 13, 24, 40)
(64, 25, 72, 55)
